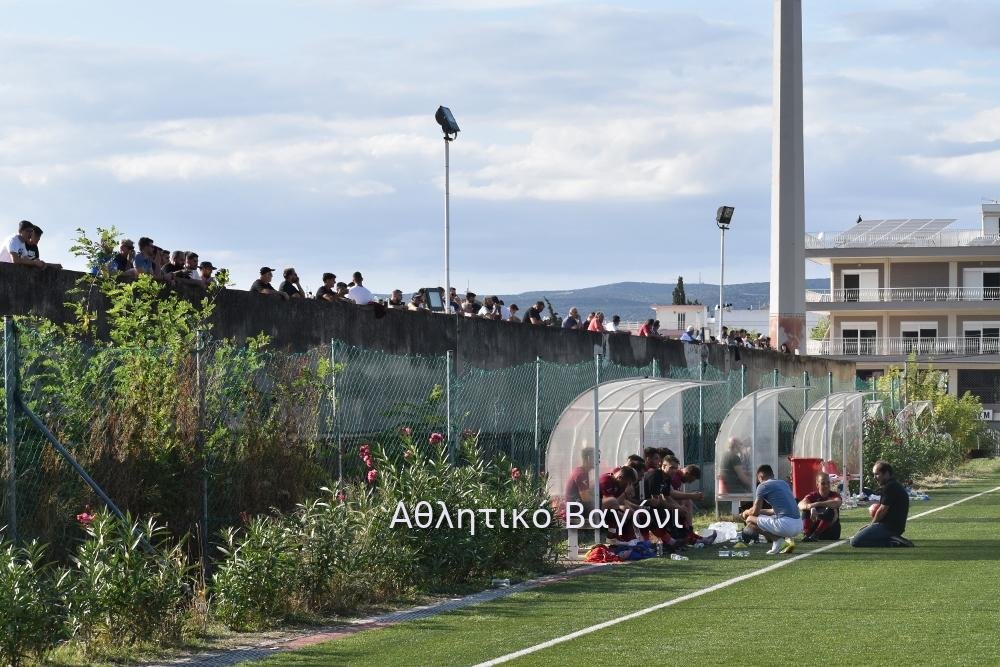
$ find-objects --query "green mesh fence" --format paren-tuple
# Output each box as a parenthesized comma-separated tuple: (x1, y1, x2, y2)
(2, 318, 877, 558)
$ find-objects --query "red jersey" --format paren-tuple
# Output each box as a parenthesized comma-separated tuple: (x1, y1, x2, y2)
(599, 469, 625, 498)
(804, 490, 841, 504)
(565, 466, 591, 503)
(669, 469, 684, 491)
(638, 323, 652, 337)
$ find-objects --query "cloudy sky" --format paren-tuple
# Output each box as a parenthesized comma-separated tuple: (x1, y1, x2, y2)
(3, 0, 1000, 295)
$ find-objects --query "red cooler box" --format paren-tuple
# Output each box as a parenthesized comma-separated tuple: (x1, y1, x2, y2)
(789, 457, 823, 500)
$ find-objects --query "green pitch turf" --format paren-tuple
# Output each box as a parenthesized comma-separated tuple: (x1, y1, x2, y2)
(258, 459, 1000, 667)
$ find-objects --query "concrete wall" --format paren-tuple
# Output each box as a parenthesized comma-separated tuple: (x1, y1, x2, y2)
(0, 263, 856, 385)
(832, 262, 883, 289)
(890, 262, 948, 288)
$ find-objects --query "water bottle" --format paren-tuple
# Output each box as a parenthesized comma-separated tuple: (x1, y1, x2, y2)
(656, 543, 663, 557)
(717, 549, 731, 558)
(670, 553, 688, 561)
(491, 578, 511, 588)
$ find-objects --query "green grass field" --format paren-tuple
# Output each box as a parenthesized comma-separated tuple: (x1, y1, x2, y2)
(259, 460, 1000, 666)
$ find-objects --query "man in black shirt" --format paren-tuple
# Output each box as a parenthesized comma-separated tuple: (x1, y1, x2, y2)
(251, 267, 289, 300)
(316, 273, 337, 302)
(279, 267, 305, 298)
(524, 300, 546, 325)
(850, 460, 913, 547)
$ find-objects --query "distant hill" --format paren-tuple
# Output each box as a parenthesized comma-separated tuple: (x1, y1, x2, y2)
(497, 279, 829, 323)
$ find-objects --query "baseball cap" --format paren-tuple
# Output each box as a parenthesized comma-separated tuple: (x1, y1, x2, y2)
(199, 261, 216, 270)
(260, 266, 274, 274)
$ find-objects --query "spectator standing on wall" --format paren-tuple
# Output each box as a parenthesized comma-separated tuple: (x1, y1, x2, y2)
(588, 312, 605, 332)
(316, 273, 337, 302)
(407, 292, 426, 311)
(507, 304, 521, 323)
(524, 300, 546, 325)
(638, 318, 655, 337)
(680, 325, 699, 343)
(251, 267, 289, 300)
(347, 271, 374, 304)
(1, 220, 48, 268)
(176, 252, 200, 280)
(336, 282, 349, 299)
(605, 315, 623, 333)
(195, 261, 216, 288)
(279, 268, 306, 298)
(25, 225, 59, 267)
(164, 250, 185, 274)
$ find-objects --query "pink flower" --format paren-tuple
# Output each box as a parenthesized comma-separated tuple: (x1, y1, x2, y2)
(239, 511, 251, 524)
(429, 432, 444, 445)
(336, 489, 346, 502)
(404, 450, 414, 460)
(359, 444, 371, 458)
(367, 469, 378, 484)
(511, 467, 521, 481)
(76, 506, 95, 526)
(401, 426, 413, 437)
(363, 454, 375, 469)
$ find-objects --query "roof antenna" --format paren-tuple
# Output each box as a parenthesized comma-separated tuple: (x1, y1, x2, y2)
(857, 215, 863, 224)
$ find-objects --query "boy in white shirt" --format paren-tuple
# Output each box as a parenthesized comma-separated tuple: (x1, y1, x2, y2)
(1, 221, 49, 268)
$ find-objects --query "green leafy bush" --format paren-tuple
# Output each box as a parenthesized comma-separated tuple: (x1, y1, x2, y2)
(212, 516, 299, 631)
(67, 512, 193, 652)
(864, 415, 963, 486)
(0, 540, 69, 666)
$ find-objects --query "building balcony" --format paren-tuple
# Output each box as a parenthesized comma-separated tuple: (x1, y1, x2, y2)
(811, 337, 1000, 357)
(806, 287, 1000, 304)
(805, 230, 1000, 250)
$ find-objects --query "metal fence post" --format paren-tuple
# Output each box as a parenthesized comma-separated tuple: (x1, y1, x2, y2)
(446, 350, 453, 463)
(802, 370, 809, 413)
(331, 341, 342, 491)
(592, 352, 602, 545)
(828, 371, 833, 396)
(773, 368, 779, 388)
(4, 316, 18, 544)
(534, 356, 540, 474)
(740, 365, 746, 397)
(196, 330, 208, 579)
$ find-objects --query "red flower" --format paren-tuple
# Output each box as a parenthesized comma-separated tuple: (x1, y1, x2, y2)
(359, 444, 371, 458)
(404, 450, 414, 460)
(336, 489, 346, 502)
(76, 508, 95, 526)
(363, 454, 375, 469)
(401, 426, 413, 437)
(511, 467, 521, 481)
(367, 469, 378, 484)
(429, 432, 444, 445)
(239, 511, 251, 524)
(461, 428, 478, 440)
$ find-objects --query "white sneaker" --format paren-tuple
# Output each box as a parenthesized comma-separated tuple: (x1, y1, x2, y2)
(767, 540, 782, 555)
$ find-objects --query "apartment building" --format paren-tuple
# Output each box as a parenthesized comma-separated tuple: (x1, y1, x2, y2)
(806, 205, 1000, 423)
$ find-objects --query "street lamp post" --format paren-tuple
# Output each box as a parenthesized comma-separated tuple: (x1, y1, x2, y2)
(435, 106, 460, 314)
(716, 205, 735, 339)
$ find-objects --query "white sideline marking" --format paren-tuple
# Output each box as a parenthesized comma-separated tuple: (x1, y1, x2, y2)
(474, 485, 1000, 667)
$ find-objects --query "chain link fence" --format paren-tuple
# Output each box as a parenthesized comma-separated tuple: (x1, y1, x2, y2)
(2, 317, 879, 559)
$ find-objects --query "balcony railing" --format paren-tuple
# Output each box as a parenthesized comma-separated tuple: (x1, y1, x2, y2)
(816, 337, 1000, 357)
(807, 287, 1000, 303)
(806, 230, 1000, 250)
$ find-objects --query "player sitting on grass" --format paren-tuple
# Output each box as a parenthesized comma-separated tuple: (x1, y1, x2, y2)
(850, 460, 913, 548)
(741, 464, 801, 555)
(799, 472, 843, 541)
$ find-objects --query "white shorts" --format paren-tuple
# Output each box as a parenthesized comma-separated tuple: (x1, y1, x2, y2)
(756, 515, 801, 539)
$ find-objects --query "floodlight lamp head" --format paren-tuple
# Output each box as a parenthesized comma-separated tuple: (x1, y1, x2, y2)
(716, 205, 735, 228)
(436, 106, 460, 138)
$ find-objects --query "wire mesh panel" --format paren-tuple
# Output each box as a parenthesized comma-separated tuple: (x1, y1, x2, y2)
(792, 392, 864, 490)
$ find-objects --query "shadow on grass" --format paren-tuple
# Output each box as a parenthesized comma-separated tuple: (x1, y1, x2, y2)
(813, 539, 1000, 561)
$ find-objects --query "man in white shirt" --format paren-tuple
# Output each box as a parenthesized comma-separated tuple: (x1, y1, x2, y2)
(1, 221, 48, 268)
(347, 271, 374, 305)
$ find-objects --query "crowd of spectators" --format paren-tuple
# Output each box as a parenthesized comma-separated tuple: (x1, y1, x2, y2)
(2, 220, 790, 353)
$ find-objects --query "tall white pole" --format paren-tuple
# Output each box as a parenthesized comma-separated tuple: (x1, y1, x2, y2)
(444, 137, 452, 314)
(718, 226, 726, 339)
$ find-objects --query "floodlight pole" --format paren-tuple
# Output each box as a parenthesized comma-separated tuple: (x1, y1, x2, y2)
(444, 135, 453, 315)
(718, 222, 727, 340)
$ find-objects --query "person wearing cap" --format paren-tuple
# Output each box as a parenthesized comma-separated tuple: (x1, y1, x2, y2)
(279, 267, 305, 299)
(316, 273, 337, 302)
(346, 271, 374, 305)
(407, 291, 426, 311)
(195, 260, 216, 287)
(251, 267, 288, 299)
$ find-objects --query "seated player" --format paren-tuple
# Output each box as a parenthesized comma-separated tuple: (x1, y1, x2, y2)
(665, 464, 716, 546)
(626, 454, 646, 475)
(643, 446, 661, 472)
(741, 464, 801, 555)
(564, 447, 595, 515)
(638, 457, 681, 549)
(799, 472, 842, 541)
(719, 436, 752, 494)
(599, 464, 640, 540)
(850, 460, 913, 548)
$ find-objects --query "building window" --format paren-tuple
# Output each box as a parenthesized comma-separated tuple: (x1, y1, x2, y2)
(841, 326, 877, 355)
(677, 313, 685, 330)
(957, 370, 1000, 405)
(963, 322, 1000, 354)
(901, 322, 938, 354)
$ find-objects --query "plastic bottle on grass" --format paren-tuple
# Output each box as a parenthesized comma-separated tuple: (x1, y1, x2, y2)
(670, 553, 688, 561)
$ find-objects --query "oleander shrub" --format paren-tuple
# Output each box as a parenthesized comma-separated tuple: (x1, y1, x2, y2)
(67, 511, 193, 653)
(864, 415, 963, 486)
(0, 539, 70, 667)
